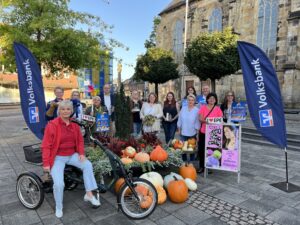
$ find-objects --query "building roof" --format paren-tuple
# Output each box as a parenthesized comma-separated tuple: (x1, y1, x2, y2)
(0, 73, 78, 89)
(159, 0, 185, 16)
(159, 0, 197, 16)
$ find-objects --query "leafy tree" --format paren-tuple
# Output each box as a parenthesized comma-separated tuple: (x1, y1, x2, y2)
(0, 0, 125, 74)
(184, 27, 240, 91)
(115, 83, 132, 139)
(144, 16, 161, 49)
(134, 47, 179, 96)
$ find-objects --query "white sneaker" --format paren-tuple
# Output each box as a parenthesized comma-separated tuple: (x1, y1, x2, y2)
(84, 194, 101, 207)
(55, 208, 63, 218)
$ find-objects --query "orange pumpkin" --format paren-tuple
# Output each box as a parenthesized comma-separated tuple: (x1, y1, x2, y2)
(155, 185, 167, 205)
(179, 163, 197, 181)
(188, 138, 196, 146)
(121, 150, 126, 158)
(121, 157, 133, 165)
(173, 140, 183, 149)
(167, 177, 189, 203)
(114, 178, 125, 193)
(140, 196, 153, 209)
(124, 146, 136, 158)
(150, 145, 168, 162)
(135, 184, 149, 196)
(134, 152, 150, 163)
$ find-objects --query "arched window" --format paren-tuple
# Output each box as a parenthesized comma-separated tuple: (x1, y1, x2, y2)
(256, 0, 279, 60)
(173, 20, 184, 63)
(208, 8, 222, 32)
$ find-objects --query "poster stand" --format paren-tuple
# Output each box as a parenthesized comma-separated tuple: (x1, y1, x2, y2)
(203, 118, 242, 183)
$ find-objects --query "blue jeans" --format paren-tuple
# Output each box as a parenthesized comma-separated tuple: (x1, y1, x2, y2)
(51, 153, 97, 210)
(163, 121, 177, 144)
(133, 122, 142, 137)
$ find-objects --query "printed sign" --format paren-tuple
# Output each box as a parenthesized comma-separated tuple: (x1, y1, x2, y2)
(205, 123, 241, 172)
(231, 102, 247, 122)
(82, 114, 96, 122)
(14, 42, 46, 140)
(206, 124, 222, 149)
(237, 41, 286, 148)
(206, 117, 223, 124)
(96, 113, 110, 132)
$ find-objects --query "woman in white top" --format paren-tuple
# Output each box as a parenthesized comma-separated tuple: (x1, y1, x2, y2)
(140, 92, 163, 134)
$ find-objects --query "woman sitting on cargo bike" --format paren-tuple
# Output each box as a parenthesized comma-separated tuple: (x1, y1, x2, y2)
(42, 100, 100, 218)
(17, 100, 158, 220)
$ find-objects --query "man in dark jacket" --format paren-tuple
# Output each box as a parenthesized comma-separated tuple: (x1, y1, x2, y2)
(99, 84, 115, 135)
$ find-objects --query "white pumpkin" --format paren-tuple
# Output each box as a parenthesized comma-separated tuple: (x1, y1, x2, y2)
(184, 178, 197, 191)
(140, 172, 163, 187)
(163, 172, 184, 188)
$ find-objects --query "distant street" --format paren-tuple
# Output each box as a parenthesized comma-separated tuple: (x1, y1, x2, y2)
(1, 106, 300, 225)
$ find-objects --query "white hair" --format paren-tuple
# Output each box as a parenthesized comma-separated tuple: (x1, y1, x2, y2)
(187, 94, 196, 100)
(92, 96, 101, 101)
(57, 100, 73, 115)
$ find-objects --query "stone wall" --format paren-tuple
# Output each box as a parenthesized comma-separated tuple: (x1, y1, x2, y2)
(155, 0, 300, 107)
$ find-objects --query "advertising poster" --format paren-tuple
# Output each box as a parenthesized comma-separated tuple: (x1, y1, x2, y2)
(231, 101, 247, 122)
(205, 122, 240, 172)
(96, 113, 110, 132)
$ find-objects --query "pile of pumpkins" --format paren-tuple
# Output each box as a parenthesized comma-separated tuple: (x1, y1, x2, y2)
(120, 145, 168, 165)
(170, 138, 197, 152)
(114, 163, 198, 207)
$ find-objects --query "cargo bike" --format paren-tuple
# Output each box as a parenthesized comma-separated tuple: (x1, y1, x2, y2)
(16, 119, 158, 220)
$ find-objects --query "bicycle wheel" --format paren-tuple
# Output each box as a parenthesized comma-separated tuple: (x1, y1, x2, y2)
(16, 172, 44, 209)
(117, 178, 157, 220)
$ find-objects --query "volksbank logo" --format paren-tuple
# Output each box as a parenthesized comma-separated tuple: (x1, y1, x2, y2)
(259, 109, 274, 127)
(29, 107, 39, 123)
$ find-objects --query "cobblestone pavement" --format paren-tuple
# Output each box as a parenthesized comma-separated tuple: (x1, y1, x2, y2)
(1, 106, 300, 225)
(188, 191, 279, 225)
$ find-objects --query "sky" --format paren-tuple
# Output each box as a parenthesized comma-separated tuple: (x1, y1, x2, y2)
(69, 0, 171, 81)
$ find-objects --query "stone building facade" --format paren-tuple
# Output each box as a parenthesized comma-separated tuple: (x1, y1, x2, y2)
(153, 0, 300, 107)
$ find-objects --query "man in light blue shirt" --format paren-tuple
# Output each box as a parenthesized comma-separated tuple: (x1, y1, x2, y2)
(196, 84, 210, 108)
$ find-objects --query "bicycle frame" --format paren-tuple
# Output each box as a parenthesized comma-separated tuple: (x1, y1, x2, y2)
(73, 119, 140, 200)
(90, 136, 140, 200)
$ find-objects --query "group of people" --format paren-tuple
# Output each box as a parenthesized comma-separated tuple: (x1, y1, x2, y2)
(41, 83, 239, 218)
(42, 84, 115, 218)
(128, 85, 240, 174)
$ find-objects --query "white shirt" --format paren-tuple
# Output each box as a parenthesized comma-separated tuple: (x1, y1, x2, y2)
(104, 94, 111, 115)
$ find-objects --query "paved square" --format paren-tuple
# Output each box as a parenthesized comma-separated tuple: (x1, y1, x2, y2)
(0, 106, 300, 225)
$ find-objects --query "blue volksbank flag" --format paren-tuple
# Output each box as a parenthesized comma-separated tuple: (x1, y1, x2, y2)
(14, 42, 46, 140)
(237, 41, 287, 148)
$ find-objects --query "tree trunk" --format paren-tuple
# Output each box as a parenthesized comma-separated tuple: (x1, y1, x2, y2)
(155, 83, 158, 97)
(211, 79, 216, 93)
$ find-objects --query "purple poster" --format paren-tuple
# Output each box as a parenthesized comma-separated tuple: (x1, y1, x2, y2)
(221, 150, 239, 170)
(205, 123, 240, 172)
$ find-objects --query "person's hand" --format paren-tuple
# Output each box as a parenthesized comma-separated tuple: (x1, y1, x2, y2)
(177, 128, 181, 134)
(50, 101, 58, 108)
(43, 166, 50, 172)
(79, 155, 86, 162)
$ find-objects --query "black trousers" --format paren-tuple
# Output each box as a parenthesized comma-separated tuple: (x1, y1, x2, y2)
(198, 133, 206, 169)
